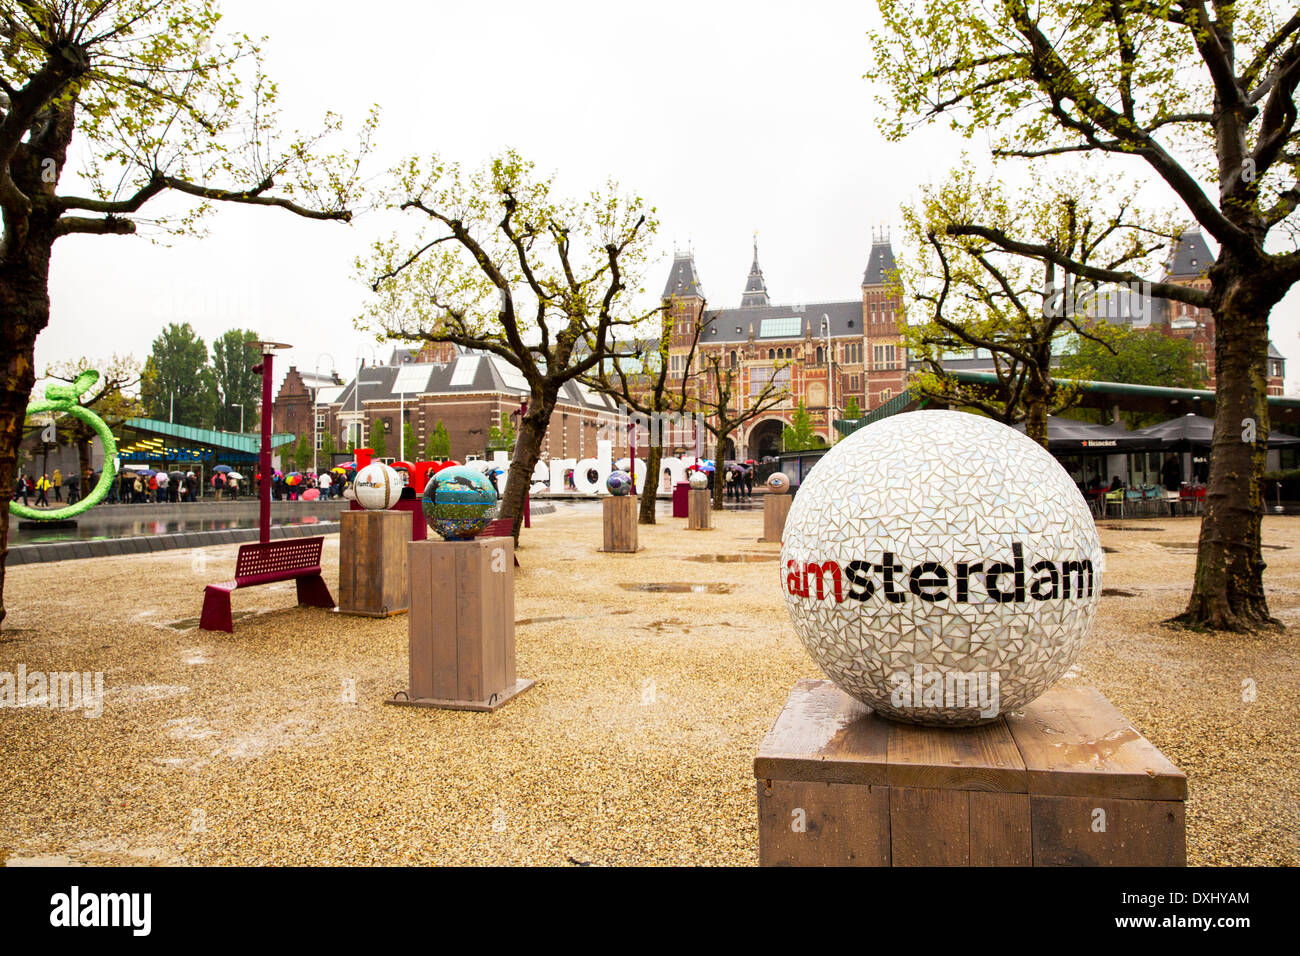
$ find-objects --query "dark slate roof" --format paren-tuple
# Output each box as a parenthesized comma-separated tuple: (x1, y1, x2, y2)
(1166, 228, 1214, 279)
(1269, 340, 1285, 361)
(661, 254, 704, 299)
(863, 240, 898, 286)
(699, 300, 864, 344)
(329, 353, 615, 412)
(740, 241, 770, 307)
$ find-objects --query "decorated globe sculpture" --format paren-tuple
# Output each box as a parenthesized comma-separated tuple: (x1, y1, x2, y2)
(780, 410, 1103, 726)
(766, 472, 791, 494)
(606, 470, 633, 496)
(353, 463, 402, 511)
(421, 466, 499, 541)
(688, 471, 709, 490)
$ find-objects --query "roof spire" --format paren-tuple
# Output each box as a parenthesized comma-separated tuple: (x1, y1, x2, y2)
(741, 231, 770, 307)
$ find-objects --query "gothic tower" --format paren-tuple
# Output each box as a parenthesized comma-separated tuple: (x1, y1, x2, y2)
(862, 230, 906, 410)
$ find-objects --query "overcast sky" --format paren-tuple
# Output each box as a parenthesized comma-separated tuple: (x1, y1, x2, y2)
(33, 0, 1300, 400)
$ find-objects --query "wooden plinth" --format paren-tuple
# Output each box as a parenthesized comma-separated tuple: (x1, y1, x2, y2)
(339, 509, 410, 617)
(687, 488, 712, 530)
(391, 537, 533, 711)
(601, 495, 638, 552)
(760, 494, 792, 543)
(755, 679, 1186, 867)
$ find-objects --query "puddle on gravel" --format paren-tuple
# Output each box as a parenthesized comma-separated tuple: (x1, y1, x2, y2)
(516, 610, 633, 626)
(619, 582, 733, 594)
(684, 553, 776, 563)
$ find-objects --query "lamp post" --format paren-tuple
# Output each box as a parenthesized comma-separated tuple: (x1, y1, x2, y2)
(245, 341, 291, 545)
(822, 313, 835, 442)
(231, 403, 245, 433)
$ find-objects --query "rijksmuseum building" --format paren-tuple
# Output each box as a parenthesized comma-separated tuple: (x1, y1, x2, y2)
(661, 232, 908, 459)
(272, 227, 1287, 466)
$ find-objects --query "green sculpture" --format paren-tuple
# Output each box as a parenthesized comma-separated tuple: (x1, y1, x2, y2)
(10, 370, 119, 521)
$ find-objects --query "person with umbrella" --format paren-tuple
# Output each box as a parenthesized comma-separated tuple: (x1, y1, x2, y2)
(212, 465, 230, 500)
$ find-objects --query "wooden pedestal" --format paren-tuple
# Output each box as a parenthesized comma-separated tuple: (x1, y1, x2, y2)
(601, 495, 639, 552)
(339, 510, 410, 617)
(760, 494, 792, 543)
(389, 537, 534, 712)
(755, 679, 1186, 867)
(687, 488, 712, 530)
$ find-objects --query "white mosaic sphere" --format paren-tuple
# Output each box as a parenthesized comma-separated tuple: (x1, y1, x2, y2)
(781, 410, 1103, 726)
(353, 463, 402, 511)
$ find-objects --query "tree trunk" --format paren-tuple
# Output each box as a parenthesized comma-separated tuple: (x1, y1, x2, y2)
(1172, 262, 1283, 632)
(499, 393, 554, 544)
(76, 436, 92, 483)
(712, 434, 728, 510)
(1023, 392, 1049, 449)
(0, 245, 54, 629)
(638, 442, 662, 525)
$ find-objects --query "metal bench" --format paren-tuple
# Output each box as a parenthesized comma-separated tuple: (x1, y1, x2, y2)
(200, 537, 335, 632)
(476, 517, 519, 566)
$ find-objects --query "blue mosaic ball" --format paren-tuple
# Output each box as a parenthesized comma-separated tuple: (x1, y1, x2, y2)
(606, 471, 633, 496)
(421, 466, 499, 541)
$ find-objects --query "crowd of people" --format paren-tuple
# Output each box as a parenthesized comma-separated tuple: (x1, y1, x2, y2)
(13, 464, 356, 507)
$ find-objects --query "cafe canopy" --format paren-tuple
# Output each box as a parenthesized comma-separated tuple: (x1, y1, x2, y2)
(116, 418, 295, 467)
(1012, 416, 1156, 452)
(1135, 413, 1300, 449)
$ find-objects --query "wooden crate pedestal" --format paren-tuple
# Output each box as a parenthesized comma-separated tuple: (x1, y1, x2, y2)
(755, 679, 1186, 866)
(339, 510, 410, 617)
(760, 494, 792, 543)
(687, 489, 712, 530)
(600, 495, 639, 552)
(388, 537, 534, 712)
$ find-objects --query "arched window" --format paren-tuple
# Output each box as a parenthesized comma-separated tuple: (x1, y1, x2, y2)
(730, 350, 738, 368)
(815, 346, 824, 364)
(785, 348, 793, 359)
(768, 348, 775, 360)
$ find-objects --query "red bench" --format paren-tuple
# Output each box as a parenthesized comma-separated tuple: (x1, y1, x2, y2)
(200, 537, 335, 632)
(476, 517, 519, 566)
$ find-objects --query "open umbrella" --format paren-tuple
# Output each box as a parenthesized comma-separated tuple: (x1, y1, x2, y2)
(301, 488, 320, 501)
(285, 473, 303, 486)
(138, 468, 157, 477)
(228, 471, 244, 481)
(213, 464, 233, 474)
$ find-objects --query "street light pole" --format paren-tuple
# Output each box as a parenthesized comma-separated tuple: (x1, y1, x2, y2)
(822, 314, 835, 441)
(231, 404, 245, 433)
(246, 341, 291, 545)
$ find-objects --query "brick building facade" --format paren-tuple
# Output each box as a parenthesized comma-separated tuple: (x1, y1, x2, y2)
(663, 233, 906, 457)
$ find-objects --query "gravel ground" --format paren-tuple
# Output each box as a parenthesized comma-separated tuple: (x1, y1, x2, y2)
(0, 509, 1296, 866)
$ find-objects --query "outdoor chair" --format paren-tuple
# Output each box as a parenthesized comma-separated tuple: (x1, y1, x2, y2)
(1103, 488, 1125, 518)
(1125, 487, 1144, 516)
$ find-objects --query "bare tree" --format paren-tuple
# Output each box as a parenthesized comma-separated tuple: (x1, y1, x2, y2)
(695, 349, 790, 510)
(361, 151, 659, 541)
(0, 1, 375, 627)
(582, 298, 709, 524)
(869, 0, 1300, 630)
